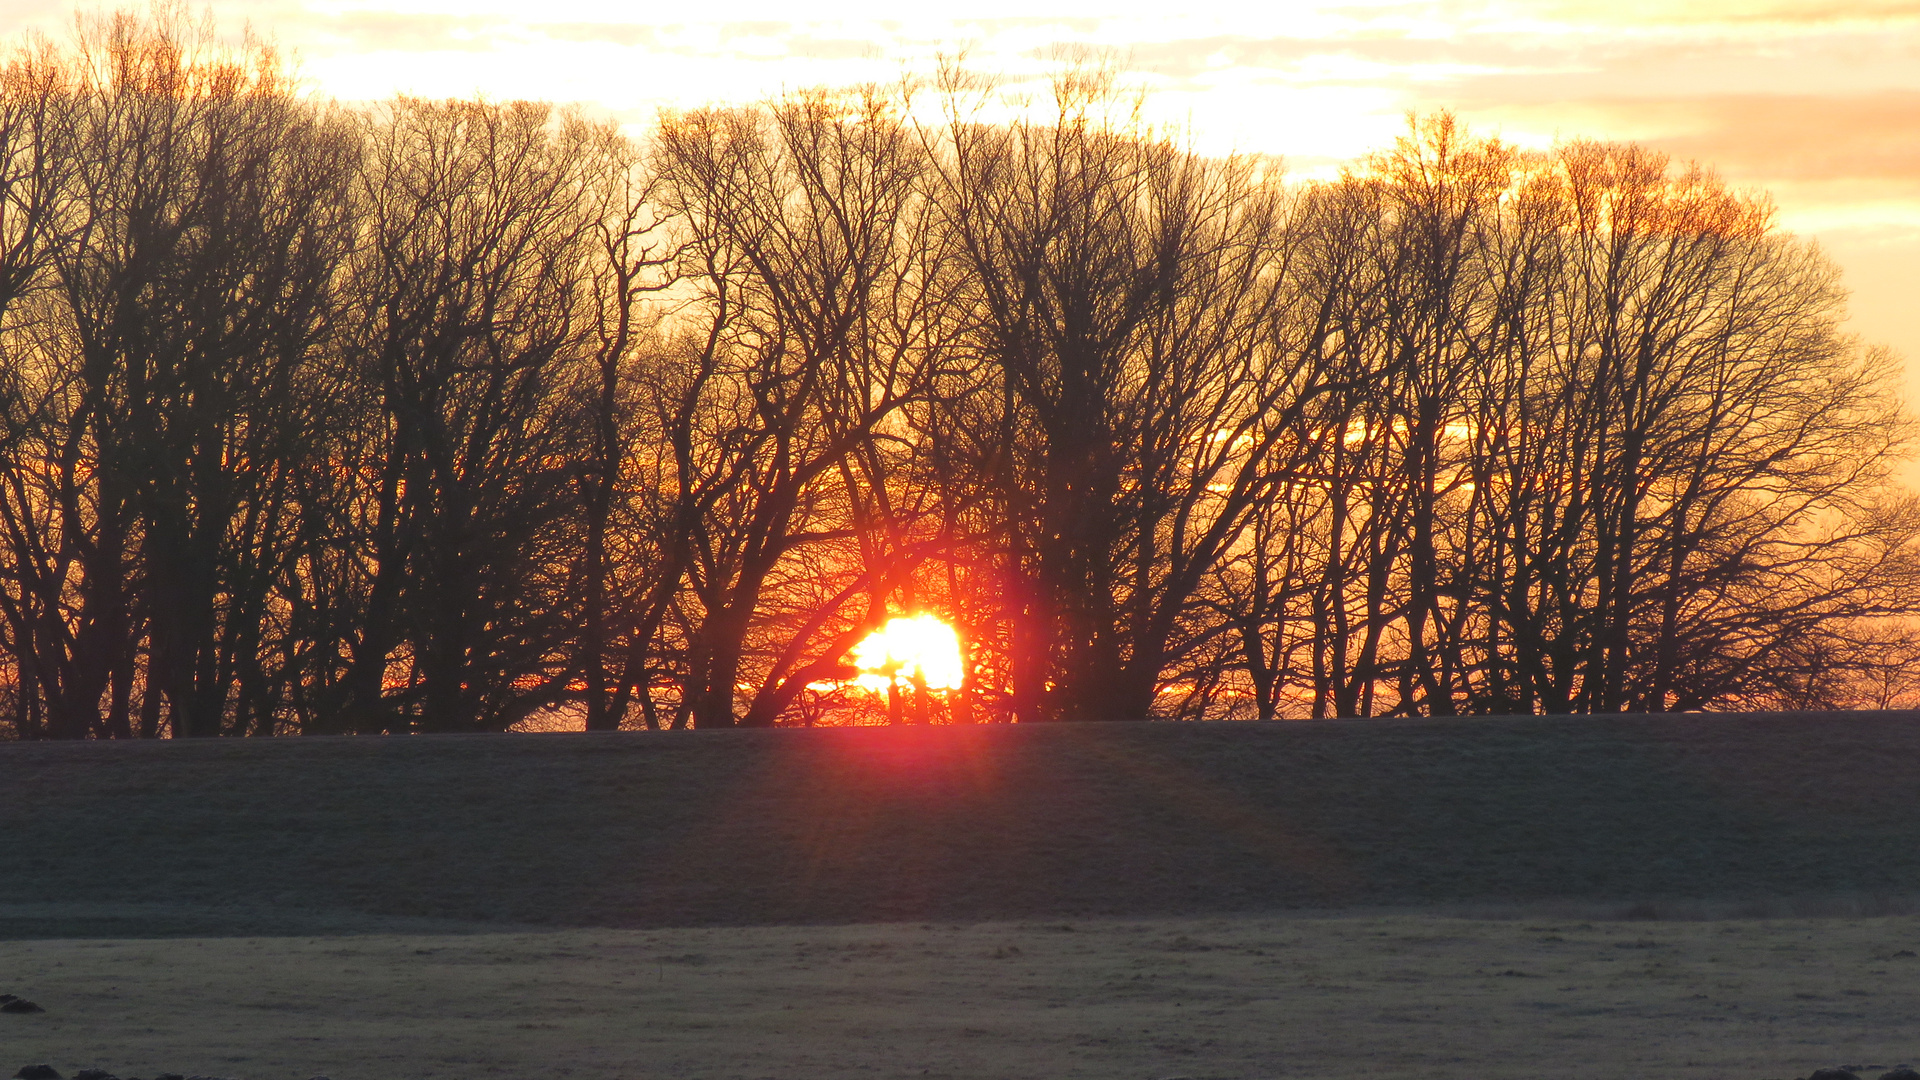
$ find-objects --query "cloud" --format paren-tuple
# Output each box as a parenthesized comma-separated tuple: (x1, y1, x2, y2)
(535, 23, 663, 48)
(1641, 92, 1920, 186)
(1458, 92, 1920, 188)
(289, 11, 506, 52)
(1516, 0, 1920, 28)
(1123, 33, 1565, 81)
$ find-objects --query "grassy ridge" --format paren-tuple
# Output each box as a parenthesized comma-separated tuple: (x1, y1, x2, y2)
(3, 713, 1919, 933)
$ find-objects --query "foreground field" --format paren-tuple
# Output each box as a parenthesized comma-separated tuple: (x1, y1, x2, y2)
(7, 714, 1920, 930)
(4, 912, 1918, 1080)
(7, 716, 1920, 1079)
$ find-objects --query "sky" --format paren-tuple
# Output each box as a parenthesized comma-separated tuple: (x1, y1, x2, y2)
(3, 0, 1915, 405)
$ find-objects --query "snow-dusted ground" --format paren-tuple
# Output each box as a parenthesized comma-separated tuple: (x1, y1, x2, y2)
(4, 909, 1918, 1080)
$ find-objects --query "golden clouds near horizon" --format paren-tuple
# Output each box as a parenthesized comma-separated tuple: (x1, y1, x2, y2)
(0, 0, 1914, 372)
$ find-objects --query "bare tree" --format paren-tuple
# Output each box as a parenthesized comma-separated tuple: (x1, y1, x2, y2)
(647, 87, 956, 728)
(924, 68, 1350, 722)
(0, 10, 357, 738)
(3, 18, 1912, 738)
(1230, 120, 1920, 718)
(0, 34, 89, 738)
(574, 127, 678, 731)
(321, 97, 601, 733)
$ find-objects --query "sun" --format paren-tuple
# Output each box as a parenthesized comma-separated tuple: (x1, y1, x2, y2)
(849, 614, 964, 693)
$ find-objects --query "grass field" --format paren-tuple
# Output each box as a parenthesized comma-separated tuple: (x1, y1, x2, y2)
(5, 913, 1920, 1080)
(5, 713, 1920, 1079)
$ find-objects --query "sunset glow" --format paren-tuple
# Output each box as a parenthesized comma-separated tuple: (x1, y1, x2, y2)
(0, 2, 1911, 393)
(849, 614, 964, 694)
(2, 1, 1916, 736)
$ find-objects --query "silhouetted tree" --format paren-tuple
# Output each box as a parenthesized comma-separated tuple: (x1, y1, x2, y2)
(1, 19, 1914, 735)
(925, 69, 1352, 722)
(648, 87, 956, 728)
(320, 98, 602, 733)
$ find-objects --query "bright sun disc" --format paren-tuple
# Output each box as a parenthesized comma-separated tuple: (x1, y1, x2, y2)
(849, 614, 963, 692)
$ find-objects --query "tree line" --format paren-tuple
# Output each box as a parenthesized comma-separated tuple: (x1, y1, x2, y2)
(2, 12, 1915, 737)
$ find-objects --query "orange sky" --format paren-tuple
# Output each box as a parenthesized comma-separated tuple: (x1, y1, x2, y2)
(7, 0, 1916, 420)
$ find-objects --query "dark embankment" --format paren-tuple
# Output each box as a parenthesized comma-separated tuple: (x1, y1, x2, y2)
(4, 713, 1920, 935)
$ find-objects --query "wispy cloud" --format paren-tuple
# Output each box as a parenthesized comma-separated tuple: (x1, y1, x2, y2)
(1481, 92, 1920, 182)
(2, 3, 1916, 219)
(0, 0, 1912, 365)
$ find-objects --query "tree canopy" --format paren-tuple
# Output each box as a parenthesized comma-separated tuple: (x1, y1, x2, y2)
(2, 12, 1915, 736)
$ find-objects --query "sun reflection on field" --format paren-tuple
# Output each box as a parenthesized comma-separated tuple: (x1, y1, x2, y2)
(848, 614, 963, 693)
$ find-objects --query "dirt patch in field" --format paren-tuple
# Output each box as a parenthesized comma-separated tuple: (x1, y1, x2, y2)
(4, 912, 1919, 1080)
